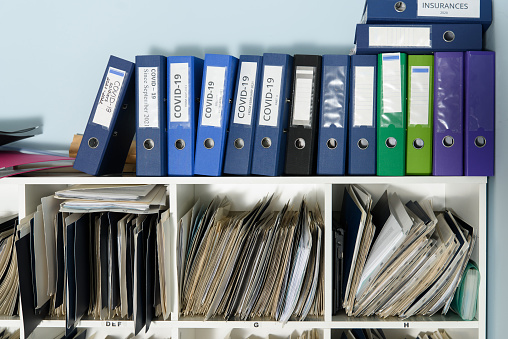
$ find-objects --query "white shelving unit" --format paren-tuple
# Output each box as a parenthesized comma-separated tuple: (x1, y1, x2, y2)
(0, 176, 487, 339)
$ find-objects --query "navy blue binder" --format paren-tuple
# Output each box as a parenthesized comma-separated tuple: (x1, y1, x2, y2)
(135, 55, 167, 176)
(251, 53, 294, 176)
(316, 55, 350, 175)
(223, 55, 263, 175)
(73, 55, 136, 176)
(348, 55, 377, 175)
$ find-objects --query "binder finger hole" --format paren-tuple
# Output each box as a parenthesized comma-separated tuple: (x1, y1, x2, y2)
(443, 136, 454, 148)
(413, 138, 424, 150)
(475, 136, 486, 148)
(443, 31, 455, 42)
(143, 139, 154, 150)
(88, 137, 99, 149)
(261, 137, 272, 149)
(394, 1, 406, 12)
(385, 137, 397, 149)
(327, 138, 338, 150)
(204, 138, 215, 149)
(295, 138, 306, 150)
(234, 138, 245, 150)
(175, 139, 186, 150)
(358, 138, 369, 150)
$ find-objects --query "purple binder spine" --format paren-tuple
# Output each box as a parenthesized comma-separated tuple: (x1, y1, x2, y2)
(433, 52, 464, 176)
(464, 51, 495, 176)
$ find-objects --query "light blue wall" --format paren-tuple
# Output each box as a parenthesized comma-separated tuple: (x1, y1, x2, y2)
(0, 0, 365, 150)
(0, 1, 505, 338)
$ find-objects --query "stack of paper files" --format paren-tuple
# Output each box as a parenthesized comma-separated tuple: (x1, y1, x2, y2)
(416, 329, 454, 339)
(338, 329, 386, 339)
(337, 185, 477, 319)
(0, 215, 19, 317)
(179, 195, 323, 322)
(56, 184, 167, 214)
(224, 329, 320, 339)
(15, 191, 171, 336)
(0, 329, 20, 339)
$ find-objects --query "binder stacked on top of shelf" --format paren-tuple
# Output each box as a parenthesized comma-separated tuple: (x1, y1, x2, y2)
(353, 0, 494, 177)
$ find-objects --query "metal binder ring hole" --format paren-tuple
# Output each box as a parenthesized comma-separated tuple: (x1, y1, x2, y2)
(88, 137, 99, 149)
(144, 139, 154, 150)
(122, 104, 128, 110)
(261, 137, 272, 149)
(443, 136, 454, 148)
(295, 138, 306, 150)
(413, 138, 424, 150)
(204, 138, 215, 149)
(385, 137, 397, 149)
(327, 138, 338, 150)
(358, 138, 369, 150)
(175, 139, 186, 150)
(394, 1, 406, 12)
(234, 138, 245, 150)
(475, 136, 486, 148)
(443, 31, 455, 42)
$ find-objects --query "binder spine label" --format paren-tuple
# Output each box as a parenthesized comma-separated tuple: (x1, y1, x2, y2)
(409, 66, 430, 125)
(259, 65, 283, 127)
(201, 66, 226, 127)
(322, 65, 347, 128)
(353, 66, 375, 127)
(292, 66, 315, 127)
(170, 63, 190, 123)
(233, 62, 258, 126)
(369, 27, 431, 48)
(92, 67, 126, 128)
(381, 54, 402, 118)
(417, 0, 480, 18)
(138, 67, 159, 128)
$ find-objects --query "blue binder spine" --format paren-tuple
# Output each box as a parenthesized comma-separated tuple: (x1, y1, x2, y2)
(223, 55, 263, 175)
(135, 55, 167, 177)
(348, 55, 377, 175)
(73, 55, 136, 176)
(194, 54, 239, 176)
(167, 56, 204, 176)
(316, 55, 350, 175)
(362, 0, 492, 32)
(354, 23, 482, 54)
(251, 53, 294, 177)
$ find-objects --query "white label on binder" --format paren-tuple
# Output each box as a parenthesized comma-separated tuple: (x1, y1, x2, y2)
(170, 63, 190, 123)
(292, 66, 315, 127)
(417, 0, 480, 18)
(201, 66, 226, 127)
(259, 65, 283, 127)
(138, 67, 159, 128)
(382, 54, 402, 114)
(410, 66, 430, 125)
(353, 66, 375, 127)
(93, 67, 126, 128)
(369, 27, 431, 47)
(233, 62, 258, 126)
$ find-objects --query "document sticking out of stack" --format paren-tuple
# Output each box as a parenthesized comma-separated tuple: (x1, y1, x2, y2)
(0, 215, 19, 317)
(56, 184, 167, 214)
(335, 185, 477, 319)
(15, 189, 170, 337)
(178, 194, 324, 322)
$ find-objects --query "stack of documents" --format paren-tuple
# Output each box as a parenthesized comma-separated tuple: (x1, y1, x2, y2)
(15, 190, 170, 336)
(337, 185, 477, 319)
(339, 329, 386, 339)
(56, 184, 167, 214)
(0, 215, 19, 317)
(224, 329, 320, 339)
(179, 195, 323, 321)
(0, 329, 20, 339)
(416, 329, 454, 339)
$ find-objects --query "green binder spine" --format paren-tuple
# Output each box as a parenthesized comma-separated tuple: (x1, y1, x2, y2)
(406, 55, 434, 175)
(377, 53, 407, 176)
